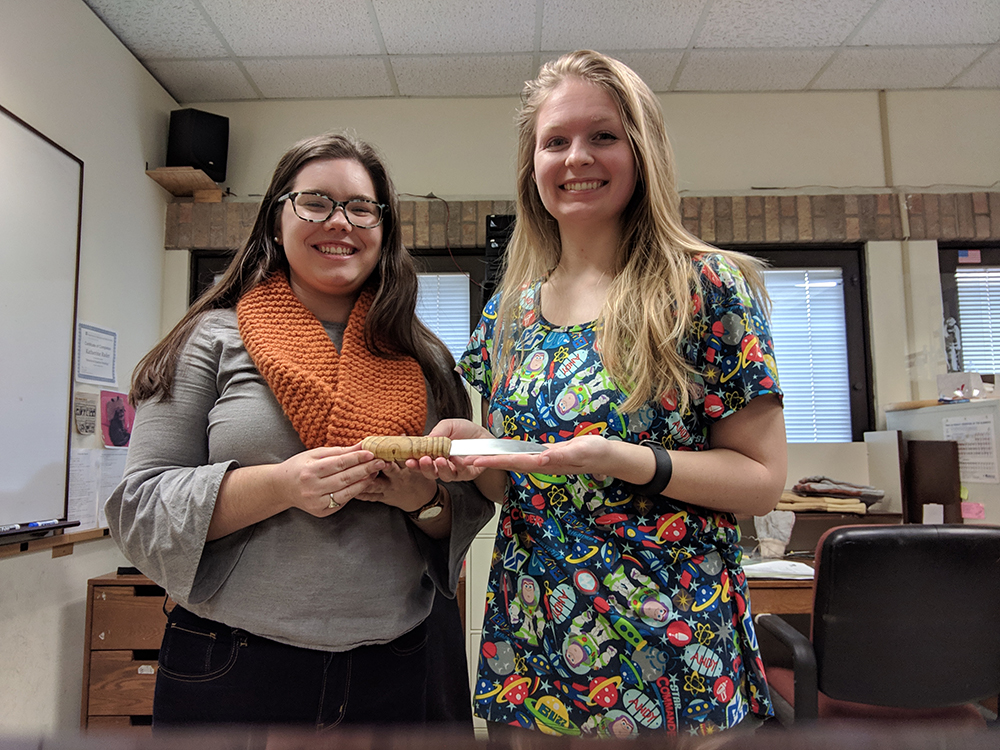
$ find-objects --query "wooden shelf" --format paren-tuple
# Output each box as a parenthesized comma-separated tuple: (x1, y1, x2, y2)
(0, 527, 111, 560)
(146, 167, 223, 202)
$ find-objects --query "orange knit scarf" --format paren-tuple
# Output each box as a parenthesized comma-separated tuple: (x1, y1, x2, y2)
(236, 273, 427, 449)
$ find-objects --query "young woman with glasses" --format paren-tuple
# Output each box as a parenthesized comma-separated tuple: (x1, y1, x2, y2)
(410, 51, 787, 738)
(106, 133, 493, 728)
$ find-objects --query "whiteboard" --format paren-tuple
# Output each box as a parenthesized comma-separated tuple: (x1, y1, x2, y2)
(0, 105, 82, 527)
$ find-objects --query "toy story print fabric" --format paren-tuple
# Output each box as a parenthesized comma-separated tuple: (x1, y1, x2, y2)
(458, 253, 781, 737)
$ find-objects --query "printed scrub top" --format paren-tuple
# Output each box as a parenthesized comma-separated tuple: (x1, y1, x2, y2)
(458, 253, 782, 738)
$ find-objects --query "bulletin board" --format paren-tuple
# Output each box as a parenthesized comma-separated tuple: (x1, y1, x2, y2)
(0, 104, 82, 527)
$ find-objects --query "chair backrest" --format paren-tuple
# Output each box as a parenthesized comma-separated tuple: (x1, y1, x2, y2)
(811, 524, 1000, 708)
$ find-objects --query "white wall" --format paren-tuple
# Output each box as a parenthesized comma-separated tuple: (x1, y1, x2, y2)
(0, 0, 177, 734)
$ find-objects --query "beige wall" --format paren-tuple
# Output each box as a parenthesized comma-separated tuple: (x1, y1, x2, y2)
(193, 89, 999, 202)
(0, 0, 177, 734)
(661, 91, 887, 192)
(190, 98, 522, 201)
(887, 90, 1000, 189)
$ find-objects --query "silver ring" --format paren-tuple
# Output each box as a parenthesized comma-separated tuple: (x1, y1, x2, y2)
(328, 493, 340, 510)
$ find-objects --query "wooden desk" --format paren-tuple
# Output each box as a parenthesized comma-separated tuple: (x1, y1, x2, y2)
(748, 577, 814, 615)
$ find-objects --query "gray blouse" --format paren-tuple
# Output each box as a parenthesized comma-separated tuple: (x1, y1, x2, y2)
(105, 308, 494, 652)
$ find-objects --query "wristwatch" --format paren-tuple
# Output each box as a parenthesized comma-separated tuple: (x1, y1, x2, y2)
(407, 485, 445, 522)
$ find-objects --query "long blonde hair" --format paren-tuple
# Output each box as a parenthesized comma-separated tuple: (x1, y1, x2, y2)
(495, 50, 768, 414)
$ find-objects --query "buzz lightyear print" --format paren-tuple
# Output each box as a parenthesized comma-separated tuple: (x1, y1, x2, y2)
(460, 254, 781, 736)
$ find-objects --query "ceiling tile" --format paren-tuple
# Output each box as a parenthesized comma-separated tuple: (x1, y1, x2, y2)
(392, 55, 534, 97)
(82, 0, 228, 57)
(79, 0, 999, 98)
(696, 0, 877, 47)
(851, 0, 1000, 46)
(374, 0, 536, 55)
(950, 47, 1000, 88)
(677, 49, 833, 91)
(199, 0, 383, 56)
(813, 47, 988, 89)
(541, 0, 704, 50)
(144, 59, 259, 102)
(243, 58, 394, 99)
(607, 51, 686, 92)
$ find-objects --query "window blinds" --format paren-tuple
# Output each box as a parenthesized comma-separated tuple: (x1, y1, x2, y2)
(416, 273, 471, 363)
(763, 268, 852, 442)
(417, 268, 856, 442)
(955, 267, 1000, 375)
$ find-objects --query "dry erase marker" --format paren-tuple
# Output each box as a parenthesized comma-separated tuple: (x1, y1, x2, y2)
(27, 519, 60, 528)
(0, 524, 22, 532)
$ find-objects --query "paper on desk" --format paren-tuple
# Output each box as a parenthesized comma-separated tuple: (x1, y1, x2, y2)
(743, 560, 815, 579)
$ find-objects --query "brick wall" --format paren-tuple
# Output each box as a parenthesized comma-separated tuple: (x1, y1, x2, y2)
(165, 192, 999, 251)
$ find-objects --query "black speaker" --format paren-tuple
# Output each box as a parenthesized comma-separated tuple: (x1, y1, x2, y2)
(166, 108, 229, 183)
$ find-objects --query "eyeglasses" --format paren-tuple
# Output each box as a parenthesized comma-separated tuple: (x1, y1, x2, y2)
(278, 191, 387, 229)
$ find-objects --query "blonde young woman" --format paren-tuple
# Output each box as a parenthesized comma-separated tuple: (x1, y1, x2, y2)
(413, 51, 786, 737)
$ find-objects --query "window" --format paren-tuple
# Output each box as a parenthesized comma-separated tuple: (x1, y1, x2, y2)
(412, 249, 486, 363)
(414, 241, 875, 442)
(954, 267, 1000, 373)
(416, 273, 471, 362)
(740, 246, 873, 443)
(762, 267, 852, 442)
(939, 246, 1000, 376)
(190, 249, 235, 304)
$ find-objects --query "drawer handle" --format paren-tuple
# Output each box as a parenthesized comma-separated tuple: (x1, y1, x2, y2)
(137, 665, 155, 675)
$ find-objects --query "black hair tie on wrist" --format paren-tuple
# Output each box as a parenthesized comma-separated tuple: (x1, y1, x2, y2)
(625, 445, 673, 497)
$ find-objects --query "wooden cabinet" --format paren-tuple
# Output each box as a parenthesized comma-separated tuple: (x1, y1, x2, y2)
(81, 572, 174, 732)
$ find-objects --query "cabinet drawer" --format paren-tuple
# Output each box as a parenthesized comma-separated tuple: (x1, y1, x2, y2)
(91, 585, 171, 650)
(87, 650, 158, 716)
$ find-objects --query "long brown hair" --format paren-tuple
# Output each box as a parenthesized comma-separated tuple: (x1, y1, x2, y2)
(132, 132, 470, 421)
(496, 50, 768, 413)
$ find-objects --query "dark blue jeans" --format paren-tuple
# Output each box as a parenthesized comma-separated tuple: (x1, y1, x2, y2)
(153, 606, 428, 729)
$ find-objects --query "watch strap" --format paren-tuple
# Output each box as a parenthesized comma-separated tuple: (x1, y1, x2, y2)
(407, 484, 444, 521)
(624, 445, 673, 497)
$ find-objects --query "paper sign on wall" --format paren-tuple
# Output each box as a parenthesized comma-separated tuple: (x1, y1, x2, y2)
(942, 414, 999, 484)
(74, 393, 97, 434)
(76, 323, 117, 385)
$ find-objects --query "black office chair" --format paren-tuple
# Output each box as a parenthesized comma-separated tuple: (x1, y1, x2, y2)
(756, 524, 1000, 726)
